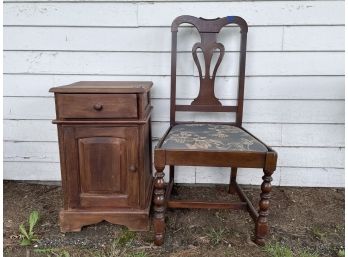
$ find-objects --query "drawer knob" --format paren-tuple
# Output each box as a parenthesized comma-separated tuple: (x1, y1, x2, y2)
(93, 103, 103, 111)
(129, 165, 137, 172)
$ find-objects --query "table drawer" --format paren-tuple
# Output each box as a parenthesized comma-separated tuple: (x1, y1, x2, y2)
(57, 94, 138, 119)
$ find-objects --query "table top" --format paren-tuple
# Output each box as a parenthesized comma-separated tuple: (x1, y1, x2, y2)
(49, 81, 153, 93)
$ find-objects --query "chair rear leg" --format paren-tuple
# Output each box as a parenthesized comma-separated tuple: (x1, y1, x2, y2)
(255, 168, 274, 246)
(153, 165, 166, 246)
(228, 167, 238, 194)
(169, 165, 175, 182)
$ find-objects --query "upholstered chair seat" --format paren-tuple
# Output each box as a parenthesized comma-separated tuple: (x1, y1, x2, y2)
(161, 124, 267, 152)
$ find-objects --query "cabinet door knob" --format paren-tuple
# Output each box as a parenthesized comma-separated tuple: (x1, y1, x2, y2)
(93, 103, 103, 111)
(129, 165, 137, 172)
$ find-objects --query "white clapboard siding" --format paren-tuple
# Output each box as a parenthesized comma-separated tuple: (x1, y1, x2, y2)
(4, 51, 344, 76)
(137, 2, 344, 26)
(4, 26, 345, 52)
(3, 0, 343, 2)
(4, 3, 138, 27)
(281, 124, 345, 147)
(4, 26, 283, 52)
(283, 26, 345, 51)
(4, 162, 62, 181)
(4, 75, 345, 100)
(4, 120, 58, 142)
(195, 167, 345, 187)
(4, 140, 344, 169)
(3, 97, 345, 124)
(279, 167, 345, 187)
(5, 2, 343, 26)
(3, 161, 344, 187)
(3, 0, 345, 187)
(274, 147, 344, 168)
(4, 141, 60, 163)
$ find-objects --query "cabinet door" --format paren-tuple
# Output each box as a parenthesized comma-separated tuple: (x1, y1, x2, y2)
(63, 126, 139, 208)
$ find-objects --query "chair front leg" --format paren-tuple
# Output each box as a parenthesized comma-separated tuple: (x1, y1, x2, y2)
(153, 165, 166, 246)
(255, 168, 274, 246)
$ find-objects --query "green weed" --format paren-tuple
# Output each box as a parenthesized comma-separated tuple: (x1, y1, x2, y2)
(338, 249, 345, 257)
(115, 229, 136, 247)
(19, 210, 40, 246)
(311, 227, 327, 241)
(34, 248, 70, 257)
(264, 242, 293, 257)
(91, 229, 138, 257)
(126, 252, 149, 257)
(206, 227, 226, 246)
(298, 249, 319, 257)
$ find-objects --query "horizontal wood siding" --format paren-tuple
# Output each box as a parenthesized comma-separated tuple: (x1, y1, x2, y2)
(4, 52, 344, 76)
(4, 0, 344, 187)
(4, 26, 345, 52)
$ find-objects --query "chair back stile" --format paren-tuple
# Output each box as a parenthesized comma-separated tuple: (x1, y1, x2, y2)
(169, 15, 248, 127)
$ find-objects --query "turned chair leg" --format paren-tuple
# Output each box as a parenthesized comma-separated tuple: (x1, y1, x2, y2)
(255, 168, 274, 245)
(228, 167, 238, 194)
(153, 165, 166, 246)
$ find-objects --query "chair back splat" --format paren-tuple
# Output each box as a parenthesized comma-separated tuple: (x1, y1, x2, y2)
(169, 15, 248, 126)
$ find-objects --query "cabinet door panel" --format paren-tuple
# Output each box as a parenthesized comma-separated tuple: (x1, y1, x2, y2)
(78, 137, 126, 194)
(64, 126, 139, 208)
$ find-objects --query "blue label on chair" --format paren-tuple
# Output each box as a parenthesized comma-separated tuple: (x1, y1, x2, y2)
(227, 16, 235, 22)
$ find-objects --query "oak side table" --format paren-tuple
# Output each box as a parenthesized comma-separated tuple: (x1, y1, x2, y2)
(49, 81, 153, 232)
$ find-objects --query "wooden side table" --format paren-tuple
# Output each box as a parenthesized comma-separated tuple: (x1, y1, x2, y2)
(49, 81, 153, 232)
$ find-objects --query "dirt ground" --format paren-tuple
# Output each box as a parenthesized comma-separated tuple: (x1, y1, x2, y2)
(3, 181, 345, 257)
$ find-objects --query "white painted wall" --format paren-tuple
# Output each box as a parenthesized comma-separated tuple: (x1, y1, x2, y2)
(3, 0, 345, 187)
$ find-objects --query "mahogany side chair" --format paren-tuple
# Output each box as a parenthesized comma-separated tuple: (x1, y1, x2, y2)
(152, 15, 278, 246)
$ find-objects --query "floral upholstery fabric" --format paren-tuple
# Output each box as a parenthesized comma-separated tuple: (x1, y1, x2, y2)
(161, 124, 268, 152)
